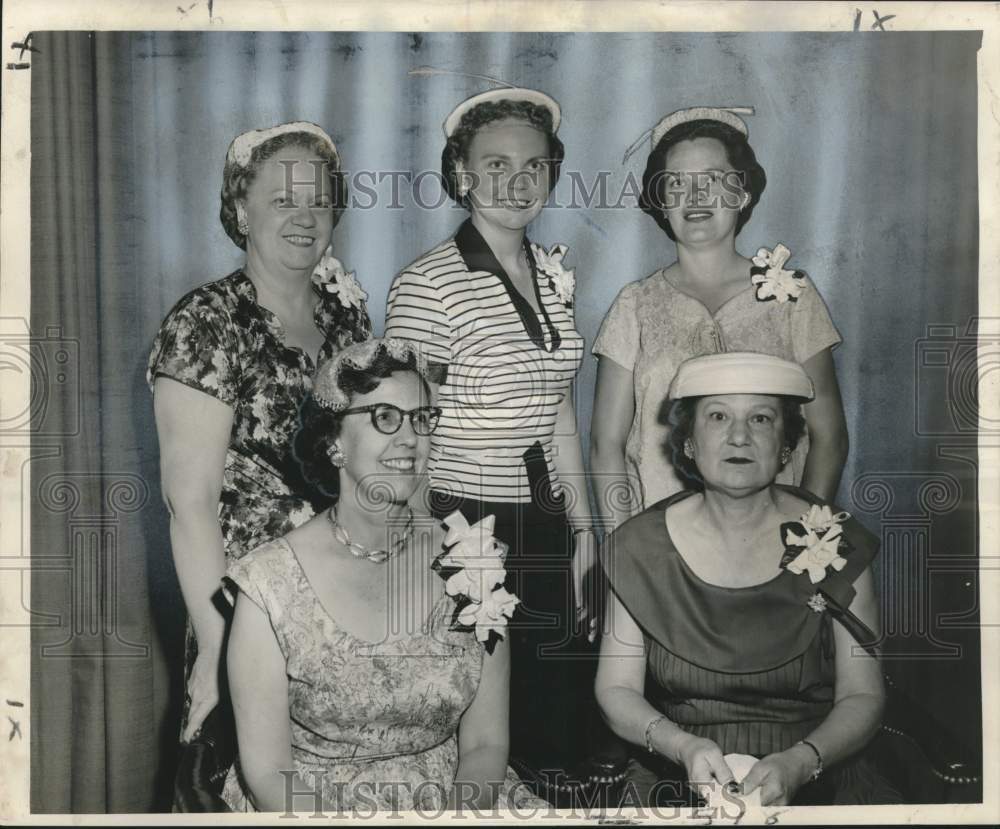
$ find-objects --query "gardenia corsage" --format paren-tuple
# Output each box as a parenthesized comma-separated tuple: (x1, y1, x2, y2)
(434, 512, 520, 653)
(750, 243, 807, 303)
(530, 242, 575, 307)
(312, 246, 368, 310)
(781, 505, 851, 584)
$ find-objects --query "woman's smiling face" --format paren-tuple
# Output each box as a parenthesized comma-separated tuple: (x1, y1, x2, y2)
(661, 137, 746, 248)
(239, 143, 335, 278)
(336, 371, 432, 507)
(457, 117, 552, 233)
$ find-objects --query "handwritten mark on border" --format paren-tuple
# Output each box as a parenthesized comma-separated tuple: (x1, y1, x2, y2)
(853, 8, 896, 31)
(7, 32, 38, 70)
(176, 1, 217, 20)
(871, 10, 896, 30)
(11, 33, 39, 59)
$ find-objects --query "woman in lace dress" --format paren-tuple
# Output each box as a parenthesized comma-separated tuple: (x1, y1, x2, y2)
(590, 107, 848, 530)
(223, 339, 544, 813)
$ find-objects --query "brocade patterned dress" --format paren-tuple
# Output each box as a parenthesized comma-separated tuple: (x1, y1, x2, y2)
(147, 267, 371, 732)
(220, 538, 544, 812)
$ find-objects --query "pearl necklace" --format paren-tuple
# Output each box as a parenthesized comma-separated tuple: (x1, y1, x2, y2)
(326, 505, 414, 564)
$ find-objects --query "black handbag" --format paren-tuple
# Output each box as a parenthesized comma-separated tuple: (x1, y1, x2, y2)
(173, 700, 237, 812)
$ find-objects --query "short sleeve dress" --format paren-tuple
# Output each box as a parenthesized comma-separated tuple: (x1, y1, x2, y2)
(601, 485, 899, 805)
(147, 267, 372, 729)
(221, 538, 545, 813)
(592, 252, 841, 511)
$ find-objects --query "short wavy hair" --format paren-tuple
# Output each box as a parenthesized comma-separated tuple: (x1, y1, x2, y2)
(292, 350, 432, 502)
(639, 119, 767, 241)
(219, 131, 348, 250)
(441, 99, 565, 208)
(665, 395, 806, 492)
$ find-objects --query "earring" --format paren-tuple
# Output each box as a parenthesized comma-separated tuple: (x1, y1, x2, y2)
(236, 205, 249, 236)
(780, 447, 791, 465)
(740, 192, 751, 210)
(456, 169, 472, 200)
(683, 439, 695, 460)
(327, 443, 346, 468)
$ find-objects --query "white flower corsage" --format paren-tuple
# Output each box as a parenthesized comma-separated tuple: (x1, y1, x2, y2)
(750, 243, 807, 304)
(434, 512, 520, 652)
(458, 586, 520, 642)
(530, 242, 576, 307)
(780, 505, 852, 585)
(780, 507, 883, 653)
(311, 246, 368, 310)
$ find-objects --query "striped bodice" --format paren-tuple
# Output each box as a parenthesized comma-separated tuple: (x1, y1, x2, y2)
(385, 222, 584, 503)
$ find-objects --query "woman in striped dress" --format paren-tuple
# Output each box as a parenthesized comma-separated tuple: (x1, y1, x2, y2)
(385, 87, 602, 795)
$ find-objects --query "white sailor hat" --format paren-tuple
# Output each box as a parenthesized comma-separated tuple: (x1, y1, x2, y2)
(668, 352, 814, 402)
(443, 87, 561, 137)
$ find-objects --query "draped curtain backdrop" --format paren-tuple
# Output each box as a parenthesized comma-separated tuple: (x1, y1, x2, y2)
(30, 30, 982, 812)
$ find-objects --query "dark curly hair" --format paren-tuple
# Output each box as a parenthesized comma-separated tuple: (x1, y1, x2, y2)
(639, 119, 767, 241)
(441, 99, 565, 208)
(220, 131, 348, 250)
(292, 349, 433, 501)
(665, 395, 806, 492)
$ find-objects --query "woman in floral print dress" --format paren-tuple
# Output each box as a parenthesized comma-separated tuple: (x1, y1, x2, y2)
(590, 107, 848, 530)
(147, 122, 370, 808)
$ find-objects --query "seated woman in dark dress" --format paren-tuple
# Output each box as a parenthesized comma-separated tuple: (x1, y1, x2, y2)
(595, 352, 900, 808)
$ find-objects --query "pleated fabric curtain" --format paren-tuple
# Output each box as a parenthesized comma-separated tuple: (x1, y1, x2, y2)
(29, 30, 982, 812)
(29, 31, 177, 812)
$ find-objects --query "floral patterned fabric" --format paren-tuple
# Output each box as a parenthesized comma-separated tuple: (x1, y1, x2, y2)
(221, 538, 544, 813)
(147, 268, 372, 557)
(592, 258, 840, 511)
(147, 267, 372, 735)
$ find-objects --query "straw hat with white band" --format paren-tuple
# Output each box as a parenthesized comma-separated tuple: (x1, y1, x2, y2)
(226, 121, 340, 170)
(623, 106, 754, 164)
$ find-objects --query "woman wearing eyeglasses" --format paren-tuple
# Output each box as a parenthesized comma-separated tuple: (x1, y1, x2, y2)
(221, 339, 545, 813)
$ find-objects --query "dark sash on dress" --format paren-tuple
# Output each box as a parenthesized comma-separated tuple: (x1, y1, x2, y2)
(601, 485, 878, 675)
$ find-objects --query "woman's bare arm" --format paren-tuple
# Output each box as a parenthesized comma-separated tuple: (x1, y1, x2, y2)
(800, 348, 849, 502)
(590, 356, 640, 532)
(153, 376, 232, 739)
(450, 638, 511, 809)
